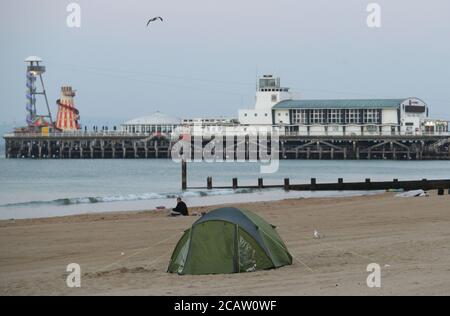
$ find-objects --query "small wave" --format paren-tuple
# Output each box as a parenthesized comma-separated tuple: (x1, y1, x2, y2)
(0, 188, 257, 208)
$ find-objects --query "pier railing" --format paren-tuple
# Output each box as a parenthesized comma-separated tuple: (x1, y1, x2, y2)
(4, 129, 450, 139)
(3, 131, 175, 139)
(281, 130, 450, 137)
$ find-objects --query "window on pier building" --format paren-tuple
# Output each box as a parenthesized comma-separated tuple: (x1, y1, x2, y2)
(291, 109, 307, 124)
(328, 109, 341, 124)
(310, 109, 325, 124)
(363, 109, 380, 124)
(346, 109, 360, 124)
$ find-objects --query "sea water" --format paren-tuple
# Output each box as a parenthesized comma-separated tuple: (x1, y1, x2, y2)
(0, 158, 448, 219)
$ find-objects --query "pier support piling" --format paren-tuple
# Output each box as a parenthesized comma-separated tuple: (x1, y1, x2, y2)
(38, 141, 42, 158)
(4, 133, 450, 161)
(5, 140, 10, 158)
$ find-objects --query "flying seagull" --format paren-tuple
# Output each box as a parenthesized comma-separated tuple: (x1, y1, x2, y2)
(147, 16, 163, 26)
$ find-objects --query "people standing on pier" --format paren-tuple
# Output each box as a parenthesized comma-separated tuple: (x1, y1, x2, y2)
(170, 197, 188, 216)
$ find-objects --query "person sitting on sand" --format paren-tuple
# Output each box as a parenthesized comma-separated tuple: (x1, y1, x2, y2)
(170, 197, 188, 216)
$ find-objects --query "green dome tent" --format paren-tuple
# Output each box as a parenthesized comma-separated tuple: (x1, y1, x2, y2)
(167, 207, 292, 275)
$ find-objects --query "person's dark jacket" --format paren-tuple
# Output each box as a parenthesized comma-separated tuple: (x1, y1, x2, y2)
(172, 201, 188, 216)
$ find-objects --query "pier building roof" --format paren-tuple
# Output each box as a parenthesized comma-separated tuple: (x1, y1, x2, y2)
(123, 112, 180, 126)
(273, 99, 406, 110)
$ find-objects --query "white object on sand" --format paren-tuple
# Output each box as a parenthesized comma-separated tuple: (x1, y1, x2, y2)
(313, 229, 322, 239)
(395, 189, 428, 198)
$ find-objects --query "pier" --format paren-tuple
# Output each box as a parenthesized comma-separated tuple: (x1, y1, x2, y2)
(3, 132, 172, 159)
(3, 132, 450, 160)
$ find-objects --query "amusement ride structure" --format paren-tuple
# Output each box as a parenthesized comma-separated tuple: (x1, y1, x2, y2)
(55, 86, 80, 131)
(24, 56, 81, 132)
(25, 56, 53, 130)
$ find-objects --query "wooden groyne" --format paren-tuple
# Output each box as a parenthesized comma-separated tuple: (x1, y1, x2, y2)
(181, 154, 450, 192)
(187, 177, 450, 192)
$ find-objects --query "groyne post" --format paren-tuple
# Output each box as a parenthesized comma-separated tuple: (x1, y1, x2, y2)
(207, 176, 212, 190)
(181, 159, 187, 190)
(284, 178, 290, 191)
(232, 178, 238, 190)
(422, 178, 428, 190)
(393, 178, 399, 189)
(311, 178, 316, 190)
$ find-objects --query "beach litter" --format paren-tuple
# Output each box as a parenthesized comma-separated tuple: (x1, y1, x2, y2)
(395, 189, 429, 197)
(387, 188, 404, 192)
(313, 229, 322, 239)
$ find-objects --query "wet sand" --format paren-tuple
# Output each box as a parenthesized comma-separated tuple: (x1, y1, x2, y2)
(1, 192, 450, 295)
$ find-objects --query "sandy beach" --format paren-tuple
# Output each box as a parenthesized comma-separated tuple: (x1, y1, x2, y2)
(1, 192, 449, 296)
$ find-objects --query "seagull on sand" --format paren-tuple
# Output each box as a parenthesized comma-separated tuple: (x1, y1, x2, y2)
(147, 16, 163, 26)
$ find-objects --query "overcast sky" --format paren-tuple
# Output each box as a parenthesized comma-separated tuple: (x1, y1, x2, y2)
(1, 0, 449, 127)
